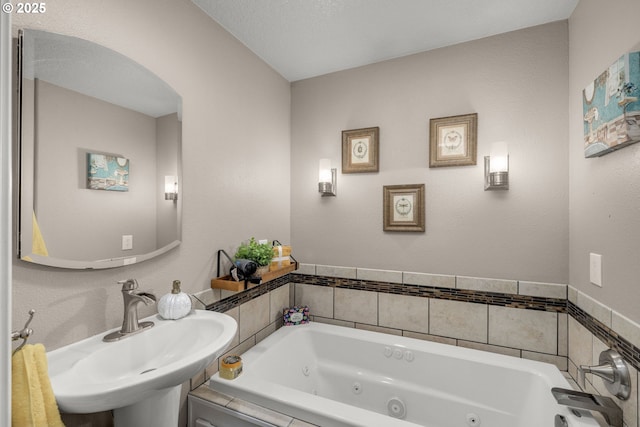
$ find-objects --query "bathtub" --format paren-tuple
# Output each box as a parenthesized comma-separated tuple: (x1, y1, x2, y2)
(209, 322, 600, 427)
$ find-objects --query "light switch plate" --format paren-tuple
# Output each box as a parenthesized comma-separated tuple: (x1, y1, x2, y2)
(590, 253, 602, 287)
(122, 235, 133, 251)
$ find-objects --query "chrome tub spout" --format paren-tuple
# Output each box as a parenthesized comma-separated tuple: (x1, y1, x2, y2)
(552, 387, 622, 427)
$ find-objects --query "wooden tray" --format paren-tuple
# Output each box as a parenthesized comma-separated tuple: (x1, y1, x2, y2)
(211, 262, 297, 292)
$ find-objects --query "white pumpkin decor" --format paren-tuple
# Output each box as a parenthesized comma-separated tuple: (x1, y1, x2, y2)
(158, 280, 192, 320)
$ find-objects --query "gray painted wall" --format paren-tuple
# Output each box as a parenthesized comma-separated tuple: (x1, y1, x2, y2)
(11, 0, 640, 355)
(568, 0, 640, 324)
(35, 79, 158, 260)
(11, 0, 291, 351)
(291, 21, 570, 284)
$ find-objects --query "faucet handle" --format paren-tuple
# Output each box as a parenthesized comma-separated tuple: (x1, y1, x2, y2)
(117, 279, 139, 291)
(579, 349, 631, 401)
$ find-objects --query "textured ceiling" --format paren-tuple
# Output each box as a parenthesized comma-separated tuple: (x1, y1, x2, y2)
(192, 0, 579, 82)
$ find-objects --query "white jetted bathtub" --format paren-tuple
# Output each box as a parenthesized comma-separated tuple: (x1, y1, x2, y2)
(209, 322, 601, 427)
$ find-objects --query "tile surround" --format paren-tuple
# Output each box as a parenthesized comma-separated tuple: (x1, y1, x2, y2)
(378, 292, 429, 334)
(334, 287, 377, 324)
(456, 275, 518, 294)
(429, 299, 488, 342)
(488, 305, 557, 354)
(194, 264, 640, 427)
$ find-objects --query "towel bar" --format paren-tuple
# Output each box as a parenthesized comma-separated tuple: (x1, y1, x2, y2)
(11, 309, 36, 354)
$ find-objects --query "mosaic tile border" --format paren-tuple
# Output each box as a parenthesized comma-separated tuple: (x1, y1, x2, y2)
(290, 274, 567, 312)
(206, 274, 291, 313)
(205, 273, 640, 371)
(568, 301, 640, 371)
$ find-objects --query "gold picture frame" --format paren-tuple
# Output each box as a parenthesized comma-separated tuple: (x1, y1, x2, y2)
(342, 127, 379, 173)
(429, 113, 477, 167)
(383, 184, 425, 232)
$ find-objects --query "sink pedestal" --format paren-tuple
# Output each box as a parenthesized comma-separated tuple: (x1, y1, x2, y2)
(113, 385, 181, 427)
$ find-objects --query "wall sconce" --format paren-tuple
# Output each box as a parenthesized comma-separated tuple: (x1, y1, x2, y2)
(318, 158, 336, 197)
(164, 175, 178, 201)
(484, 142, 509, 191)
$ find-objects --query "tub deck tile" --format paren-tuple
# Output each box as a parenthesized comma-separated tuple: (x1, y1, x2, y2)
(289, 419, 320, 427)
(226, 398, 294, 427)
(190, 385, 233, 407)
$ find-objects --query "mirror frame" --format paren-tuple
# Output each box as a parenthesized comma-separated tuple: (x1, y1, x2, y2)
(17, 29, 182, 269)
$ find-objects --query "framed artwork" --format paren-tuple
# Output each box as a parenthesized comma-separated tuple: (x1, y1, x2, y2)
(383, 184, 425, 232)
(429, 113, 477, 167)
(342, 127, 379, 173)
(87, 153, 129, 191)
(583, 51, 640, 157)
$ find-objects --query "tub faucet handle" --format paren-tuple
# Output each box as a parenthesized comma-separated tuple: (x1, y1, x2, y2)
(579, 349, 630, 401)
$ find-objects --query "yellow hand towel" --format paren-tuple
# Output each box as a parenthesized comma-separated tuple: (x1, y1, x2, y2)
(12, 344, 65, 427)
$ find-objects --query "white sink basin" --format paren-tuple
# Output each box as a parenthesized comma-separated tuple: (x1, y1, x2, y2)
(47, 309, 237, 419)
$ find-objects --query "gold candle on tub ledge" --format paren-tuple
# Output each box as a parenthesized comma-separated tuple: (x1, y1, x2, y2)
(220, 355, 243, 380)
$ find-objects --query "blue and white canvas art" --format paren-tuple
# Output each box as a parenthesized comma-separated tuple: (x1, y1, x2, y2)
(87, 153, 129, 191)
(583, 51, 640, 157)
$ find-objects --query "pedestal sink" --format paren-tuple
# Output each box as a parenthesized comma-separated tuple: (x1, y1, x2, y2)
(47, 309, 237, 427)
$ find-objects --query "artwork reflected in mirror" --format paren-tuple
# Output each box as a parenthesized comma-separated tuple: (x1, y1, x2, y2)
(18, 29, 182, 269)
(87, 153, 130, 192)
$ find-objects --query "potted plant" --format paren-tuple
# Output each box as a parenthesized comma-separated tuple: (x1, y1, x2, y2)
(233, 238, 273, 277)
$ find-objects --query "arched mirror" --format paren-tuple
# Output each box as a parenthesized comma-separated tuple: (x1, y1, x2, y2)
(18, 29, 182, 269)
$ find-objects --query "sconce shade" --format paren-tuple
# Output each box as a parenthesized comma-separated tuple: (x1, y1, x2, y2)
(318, 159, 332, 183)
(485, 142, 509, 191)
(165, 175, 178, 200)
(489, 141, 509, 173)
(318, 159, 336, 196)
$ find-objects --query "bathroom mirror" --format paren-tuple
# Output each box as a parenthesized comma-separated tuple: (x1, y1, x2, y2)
(17, 29, 182, 269)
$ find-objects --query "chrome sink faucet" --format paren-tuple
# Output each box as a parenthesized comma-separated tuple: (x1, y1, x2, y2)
(103, 279, 157, 342)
